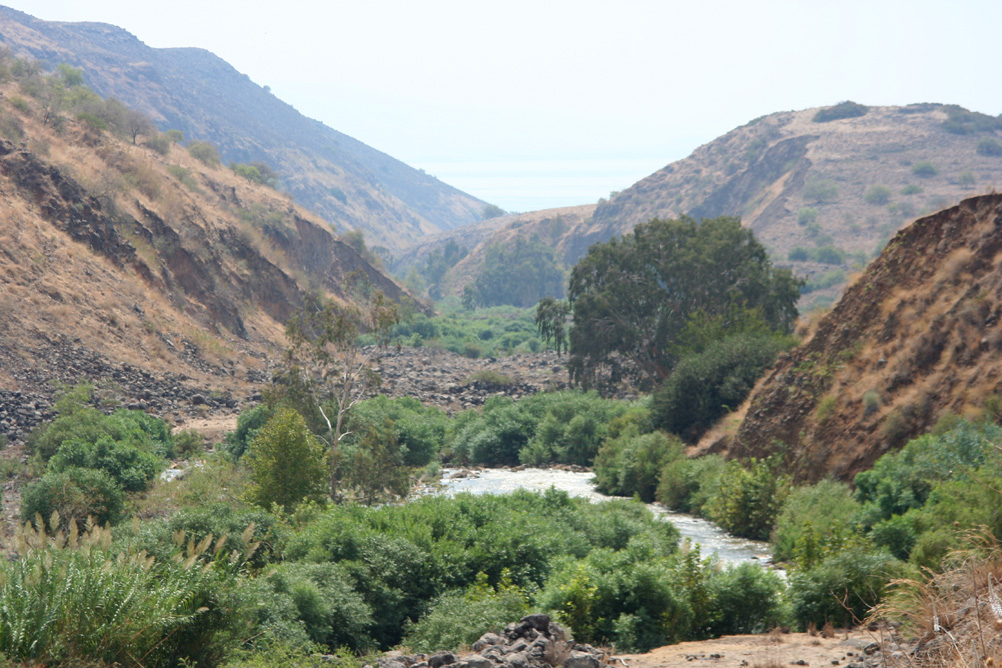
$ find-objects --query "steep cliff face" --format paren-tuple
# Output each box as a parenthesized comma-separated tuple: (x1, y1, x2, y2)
(709, 194, 1002, 482)
(0, 6, 488, 252)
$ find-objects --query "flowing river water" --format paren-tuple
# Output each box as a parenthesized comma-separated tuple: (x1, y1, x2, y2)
(431, 467, 774, 568)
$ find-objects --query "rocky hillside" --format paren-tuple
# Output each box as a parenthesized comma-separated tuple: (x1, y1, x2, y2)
(0, 73, 416, 440)
(702, 194, 1002, 482)
(0, 6, 488, 252)
(415, 103, 1002, 306)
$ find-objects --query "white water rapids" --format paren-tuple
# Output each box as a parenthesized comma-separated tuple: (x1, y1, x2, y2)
(430, 467, 774, 568)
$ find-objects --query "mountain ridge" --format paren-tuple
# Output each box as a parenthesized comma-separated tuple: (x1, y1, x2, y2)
(0, 5, 488, 252)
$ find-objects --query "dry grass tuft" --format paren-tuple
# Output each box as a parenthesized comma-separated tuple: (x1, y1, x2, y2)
(873, 530, 1002, 668)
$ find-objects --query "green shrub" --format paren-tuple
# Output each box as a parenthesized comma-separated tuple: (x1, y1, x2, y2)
(593, 431, 683, 502)
(864, 184, 892, 205)
(813, 245, 846, 265)
(802, 178, 839, 203)
(345, 395, 447, 467)
(20, 467, 125, 528)
(143, 133, 171, 155)
(812, 101, 869, 123)
(855, 419, 1001, 526)
(957, 171, 976, 188)
(248, 562, 374, 651)
(772, 480, 859, 563)
(911, 161, 938, 178)
(708, 458, 789, 541)
(651, 334, 788, 442)
(246, 408, 328, 511)
(656, 454, 726, 516)
(167, 164, 199, 189)
(402, 573, 529, 652)
(225, 404, 275, 460)
(48, 435, 162, 492)
(173, 428, 205, 458)
(901, 184, 923, 195)
(187, 140, 220, 167)
(977, 138, 1002, 157)
(788, 546, 900, 628)
(706, 562, 787, 635)
(788, 247, 810, 261)
(797, 207, 818, 225)
(862, 390, 881, 416)
(517, 391, 629, 466)
(282, 490, 677, 648)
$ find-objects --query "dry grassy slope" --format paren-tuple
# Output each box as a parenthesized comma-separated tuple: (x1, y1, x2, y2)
(587, 105, 1002, 304)
(0, 84, 414, 399)
(412, 104, 1002, 305)
(0, 6, 488, 253)
(704, 194, 1002, 482)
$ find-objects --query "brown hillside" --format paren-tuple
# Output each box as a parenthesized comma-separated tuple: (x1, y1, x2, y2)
(414, 104, 1002, 306)
(0, 6, 488, 253)
(0, 76, 414, 438)
(706, 194, 1002, 482)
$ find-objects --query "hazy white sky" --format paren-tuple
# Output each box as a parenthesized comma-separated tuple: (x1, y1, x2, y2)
(6, 1, 1002, 212)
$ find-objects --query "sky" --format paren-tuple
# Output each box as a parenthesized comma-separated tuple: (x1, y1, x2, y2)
(6, 0, 1002, 212)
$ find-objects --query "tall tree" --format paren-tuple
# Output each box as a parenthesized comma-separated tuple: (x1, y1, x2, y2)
(566, 216, 800, 391)
(534, 297, 571, 355)
(283, 283, 398, 500)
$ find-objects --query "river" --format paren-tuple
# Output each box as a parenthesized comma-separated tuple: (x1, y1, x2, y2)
(432, 467, 773, 568)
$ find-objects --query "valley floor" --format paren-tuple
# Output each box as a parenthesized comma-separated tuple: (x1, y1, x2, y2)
(616, 630, 883, 668)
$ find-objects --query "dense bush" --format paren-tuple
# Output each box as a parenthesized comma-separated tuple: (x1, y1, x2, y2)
(864, 184, 892, 205)
(517, 391, 630, 466)
(225, 404, 275, 460)
(345, 395, 448, 467)
(855, 420, 1001, 527)
(388, 305, 544, 357)
(281, 490, 678, 648)
(651, 334, 788, 442)
(446, 391, 631, 467)
(402, 573, 529, 652)
(911, 161, 938, 178)
(27, 385, 174, 463)
(594, 431, 682, 502)
(708, 458, 789, 541)
(246, 409, 328, 511)
(245, 562, 374, 650)
(48, 435, 162, 492)
(977, 138, 1002, 156)
(705, 562, 787, 635)
(812, 101, 869, 123)
(656, 454, 726, 516)
(20, 467, 125, 529)
(788, 546, 900, 628)
(802, 178, 839, 203)
(772, 479, 859, 563)
(538, 538, 785, 652)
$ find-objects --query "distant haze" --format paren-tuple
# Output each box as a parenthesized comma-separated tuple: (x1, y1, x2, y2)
(7, 0, 1002, 212)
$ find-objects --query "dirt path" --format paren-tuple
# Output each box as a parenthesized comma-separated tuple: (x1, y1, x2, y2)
(616, 631, 878, 668)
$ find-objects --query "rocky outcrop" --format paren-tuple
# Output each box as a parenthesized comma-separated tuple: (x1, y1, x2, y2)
(371, 615, 609, 668)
